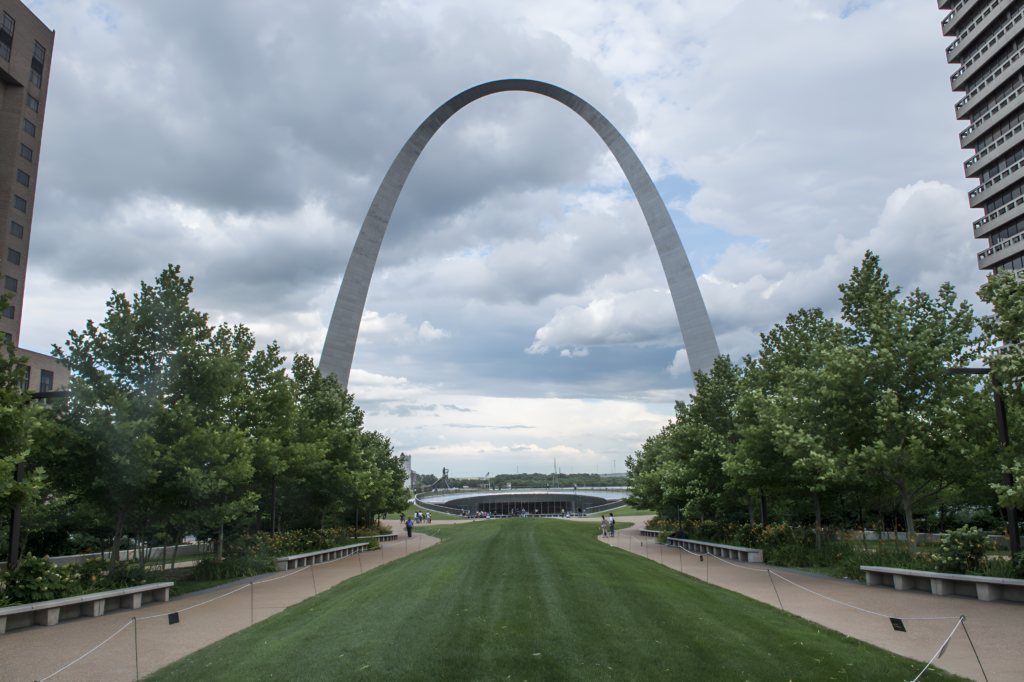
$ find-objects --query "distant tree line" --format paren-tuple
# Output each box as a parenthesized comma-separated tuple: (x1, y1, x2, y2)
(629, 253, 1024, 555)
(0, 266, 408, 568)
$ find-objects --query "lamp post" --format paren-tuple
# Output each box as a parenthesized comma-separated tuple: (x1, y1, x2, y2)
(945, 367, 1020, 557)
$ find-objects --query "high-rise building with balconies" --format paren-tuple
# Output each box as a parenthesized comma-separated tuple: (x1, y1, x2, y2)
(943, 1, 1024, 274)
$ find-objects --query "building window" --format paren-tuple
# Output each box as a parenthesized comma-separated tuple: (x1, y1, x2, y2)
(5, 276, 16, 292)
(3, 306, 14, 319)
(25, 93, 38, 112)
(13, 196, 26, 212)
(22, 119, 34, 137)
(30, 41, 44, 87)
(39, 369, 52, 393)
(17, 365, 28, 392)
(7, 248, 20, 265)
(0, 13, 13, 63)
(9, 222, 23, 238)
(19, 144, 31, 162)
(3, 333, 10, 345)
(16, 170, 28, 187)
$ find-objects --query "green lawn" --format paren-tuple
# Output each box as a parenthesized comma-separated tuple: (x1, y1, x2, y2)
(382, 501, 464, 521)
(145, 519, 964, 682)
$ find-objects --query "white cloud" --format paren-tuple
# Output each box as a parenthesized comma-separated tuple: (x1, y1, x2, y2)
(418, 321, 451, 341)
(527, 288, 677, 354)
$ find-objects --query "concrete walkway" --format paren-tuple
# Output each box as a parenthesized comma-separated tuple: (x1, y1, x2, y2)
(0, 532, 440, 682)
(605, 520, 1019, 682)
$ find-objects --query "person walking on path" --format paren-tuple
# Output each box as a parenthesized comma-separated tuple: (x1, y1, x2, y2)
(400, 512, 405, 523)
(405, 518, 414, 537)
(601, 516, 608, 537)
(427, 512, 431, 524)
(609, 513, 615, 537)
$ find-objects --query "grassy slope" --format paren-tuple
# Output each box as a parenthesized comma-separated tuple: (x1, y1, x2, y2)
(384, 502, 464, 521)
(588, 505, 651, 517)
(146, 520, 964, 682)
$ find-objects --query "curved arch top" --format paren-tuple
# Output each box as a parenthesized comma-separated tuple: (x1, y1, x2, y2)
(320, 79, 719, 386)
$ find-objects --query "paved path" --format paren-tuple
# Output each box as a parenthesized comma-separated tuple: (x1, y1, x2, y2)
(605, 521, 1019, 682)
(0, 532, 440, 682)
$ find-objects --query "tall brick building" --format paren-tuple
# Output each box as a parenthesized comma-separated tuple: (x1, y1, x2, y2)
(0, 0, 66, 392)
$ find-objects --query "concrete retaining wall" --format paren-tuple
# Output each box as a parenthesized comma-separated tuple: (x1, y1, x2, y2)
(0, 583, 173, 635)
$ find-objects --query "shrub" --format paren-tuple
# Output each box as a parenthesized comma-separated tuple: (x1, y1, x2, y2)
(929, 525, 989, 574)
(367, 537, 381, 551)
(99, 560, 151, 589)
(0, 554, 79, 603)
(190, 554, 275, 582)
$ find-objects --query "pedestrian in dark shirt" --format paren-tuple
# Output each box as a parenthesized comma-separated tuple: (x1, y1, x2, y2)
(405, 518, 414, 538)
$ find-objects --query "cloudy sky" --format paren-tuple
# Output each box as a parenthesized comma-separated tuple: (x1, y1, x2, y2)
(21, 0, 983, 478)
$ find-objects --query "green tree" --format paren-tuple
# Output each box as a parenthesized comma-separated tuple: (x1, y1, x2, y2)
(839, 253, 987, 554)
(54, 265, 259, 567)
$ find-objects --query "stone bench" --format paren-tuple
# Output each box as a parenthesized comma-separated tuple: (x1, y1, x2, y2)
(372, 534, 398, 542)
(0, 582, 173, 635)
(639, 529, 662, 538)
(274, 543, 368, 571)
(861, 566, 1024, 603)
(665, 537, 764, 563)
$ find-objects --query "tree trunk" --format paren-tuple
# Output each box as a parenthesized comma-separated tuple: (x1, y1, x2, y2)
(321, 507, 327, 530)
(217, 493, 228, 560)
(746, 493, 754, 524)
(759, 488, 768, 528)
(898, 484, 918, 556)
(109, 507, 129, 571)
(160, 530, 168, 572)
(139, 521, 148, 569)
(170, 533, 180, 570)
(270, 476, 277, 538)
(812, 490, 822, 551)
(18, 528, 29, 563)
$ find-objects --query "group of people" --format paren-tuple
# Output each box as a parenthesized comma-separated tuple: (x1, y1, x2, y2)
(600, 513, 616, 537)
(399, 511, 431, 524)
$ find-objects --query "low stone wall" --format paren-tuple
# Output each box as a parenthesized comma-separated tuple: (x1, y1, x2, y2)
(0, 544, 204, 571)
(665, 537, 763, 563)
(861, 566, 1024, 603)
(275, 543, 368, 571)
(0, 582, 173, 635)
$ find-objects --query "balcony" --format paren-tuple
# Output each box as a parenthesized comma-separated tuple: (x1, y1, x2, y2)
(954, 55, 1024, 120)
(977, 232, 1024, 269)
(968, 160, 1024, 206)
(944, 0, 986, 37)
(952, 23, 1024, 91)
(947, 0, 1015, 64)
(959, 81, 1024, 148)
(973, 193, 1024, 238)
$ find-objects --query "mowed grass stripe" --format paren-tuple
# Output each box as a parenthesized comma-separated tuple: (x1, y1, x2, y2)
(147, 520, 964, 681)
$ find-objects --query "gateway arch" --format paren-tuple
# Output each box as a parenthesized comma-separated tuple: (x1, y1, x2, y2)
(320, 79, 719, 385)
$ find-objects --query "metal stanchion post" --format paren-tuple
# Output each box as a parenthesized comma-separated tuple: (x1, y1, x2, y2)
(250, 581, 254, 625)
(358, 548, 363, 574)
(133, 617, 139, 681)
(312, 563, 318, 596)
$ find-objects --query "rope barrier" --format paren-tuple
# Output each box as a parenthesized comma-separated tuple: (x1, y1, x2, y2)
(38, 619, 135, 681)
(634, 534, 962, 622)
(909, 618, 962, 682)
(35, 559, 330, 679)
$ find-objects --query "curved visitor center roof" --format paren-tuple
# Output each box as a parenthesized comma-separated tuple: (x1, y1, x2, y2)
(416, 488, 627, 516)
